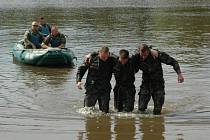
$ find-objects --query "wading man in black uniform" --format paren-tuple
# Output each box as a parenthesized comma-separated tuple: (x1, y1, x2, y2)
(76, 47, 115, 113)
(133, 44, 184, 115)
(113, 49, 136, 112)
(83, 48, 158, 113)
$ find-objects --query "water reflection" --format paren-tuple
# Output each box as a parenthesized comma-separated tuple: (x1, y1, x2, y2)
(80, 115, 165, 140)
(140, 117, 165, 140)
(114, 117, 136, 140)
(16, 64, 74, 90)
(84, 116, 112, 140)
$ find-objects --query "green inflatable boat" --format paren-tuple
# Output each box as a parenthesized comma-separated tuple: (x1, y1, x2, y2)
(12, 40, 76, 66)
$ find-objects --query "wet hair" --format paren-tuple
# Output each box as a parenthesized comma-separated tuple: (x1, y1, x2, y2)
(139, 44, 150, 53)
(119, 49, 129, 59)
(99, 46, 109, 53)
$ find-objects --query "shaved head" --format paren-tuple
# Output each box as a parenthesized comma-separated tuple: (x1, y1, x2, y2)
(31, 21, 39, 31)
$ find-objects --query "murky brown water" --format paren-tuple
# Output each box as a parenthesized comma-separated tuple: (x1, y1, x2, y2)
(0, 1, 210, 140)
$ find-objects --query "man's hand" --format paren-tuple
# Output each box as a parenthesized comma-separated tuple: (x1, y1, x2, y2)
(85, 53, 92, 63)
(42, 45, 48, 49)
(77, 82, 83, 90)
(151, 49, 159, 59)
(178, 73, 184, 83)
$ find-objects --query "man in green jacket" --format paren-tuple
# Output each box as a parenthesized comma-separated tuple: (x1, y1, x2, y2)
(44, 25, 66, 48)
(23, 21, 45, 49)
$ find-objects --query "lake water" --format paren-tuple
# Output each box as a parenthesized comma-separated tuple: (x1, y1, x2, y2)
(0, 0, 210, 140)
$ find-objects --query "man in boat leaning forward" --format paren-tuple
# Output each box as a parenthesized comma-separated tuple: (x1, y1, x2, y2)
(23, 21, 45, 49)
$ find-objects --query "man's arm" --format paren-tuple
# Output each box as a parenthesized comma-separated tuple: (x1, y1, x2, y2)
(159, 51, 184, 83)
(130, 48, 158, 73)
(76, 61, 89, 89)
(84, 52, 99, 64)
(23, 31, 36, 49)
(130, 54, 141, 73)
(159, 51, 181, 73)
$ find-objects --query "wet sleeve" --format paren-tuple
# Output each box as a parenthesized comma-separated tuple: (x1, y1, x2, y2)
(90, 52, 98, 57)
(131, 54, 140, 73)
(109, 52, 118, 59)
(109, 52, 118, 66)
(113, 62, 121, 83)
(159, 51, 181, 74)
(76, 61, 89, 83)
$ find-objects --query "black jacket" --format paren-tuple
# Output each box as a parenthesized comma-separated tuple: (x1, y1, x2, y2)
(113, 58, 136, 87)
(76, 55, 115, 91)
(132, 51, 181, 83)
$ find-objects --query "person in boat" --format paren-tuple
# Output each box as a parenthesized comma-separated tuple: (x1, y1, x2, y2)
(76, 47, 116, 113)
(23, 21, 45, 49)
(44, 25, 66, 48)
(133, 44, 184, 115)
(113, 49, 136, 112)
(38, 16, 51, 37)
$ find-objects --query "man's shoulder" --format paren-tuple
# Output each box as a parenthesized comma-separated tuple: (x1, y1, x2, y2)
(133, 53, 140, 57)
(131, 53, 140, 60)
(25, 29, 31, 34)
(158, 51, 168, 57)
(107, 56, 117, 64)
(89, 54, 99, 63)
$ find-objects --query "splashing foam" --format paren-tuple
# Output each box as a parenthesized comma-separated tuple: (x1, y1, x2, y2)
(77, 105, 167, 118)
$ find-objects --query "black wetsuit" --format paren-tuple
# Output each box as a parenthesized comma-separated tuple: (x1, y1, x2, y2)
(132, 51, 181, 115)
(76, 55, 115, 113)
(113, 58, 136, 112)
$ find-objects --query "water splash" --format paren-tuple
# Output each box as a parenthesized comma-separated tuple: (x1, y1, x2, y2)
(77, 105, 170, 118)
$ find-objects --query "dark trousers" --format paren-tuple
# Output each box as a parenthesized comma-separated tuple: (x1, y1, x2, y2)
(138, 83, 165, 115)
(84, 89, 111, 113)
(114, 85, 136, 112)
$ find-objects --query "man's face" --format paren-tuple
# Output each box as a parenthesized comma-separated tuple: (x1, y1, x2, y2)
(31, 22, 39, 31)
(119, 57, 128, 65)
(39, 18, 45, 25)
(99, 51, 109, 61)
(139, 47, 149, 60)
(51, 28, 58, 36)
